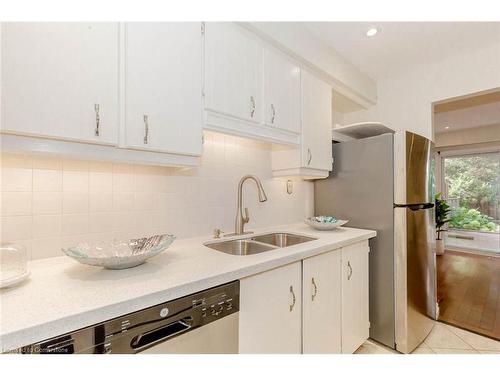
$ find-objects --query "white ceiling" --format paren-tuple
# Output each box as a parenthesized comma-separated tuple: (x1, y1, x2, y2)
(434, 101, 500, 133)
(303, 22, 500, 80)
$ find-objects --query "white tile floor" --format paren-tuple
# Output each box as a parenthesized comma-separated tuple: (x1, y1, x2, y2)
(355, 321, 500, 354)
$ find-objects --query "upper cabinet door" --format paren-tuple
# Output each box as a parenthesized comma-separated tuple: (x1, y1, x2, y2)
(301, 70, 333, 171)
(204, 23, 263, 124)
(1, 23, 119, 145)
(263, 48, 301, 134)
(303, 250, 342, 354)
(125, 23, 202, 155)
(341, 241, 370, 354)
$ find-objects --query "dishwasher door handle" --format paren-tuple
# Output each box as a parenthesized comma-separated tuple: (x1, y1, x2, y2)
(130, 318, 193, 350)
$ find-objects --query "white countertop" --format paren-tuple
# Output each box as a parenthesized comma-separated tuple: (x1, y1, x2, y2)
(0, 223, 376, 351)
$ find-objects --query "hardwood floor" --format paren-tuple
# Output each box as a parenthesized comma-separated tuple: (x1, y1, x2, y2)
(437, 250, 500, 340)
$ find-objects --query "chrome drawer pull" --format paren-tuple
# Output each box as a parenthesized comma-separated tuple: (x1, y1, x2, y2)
(289, 285, 296, 312)
(143, 115, 149, 144)
(94, 104, 100, 136)
(347, 261, 353, 280)
(311, 277, 318, 301)
(250, 96, 256, 118)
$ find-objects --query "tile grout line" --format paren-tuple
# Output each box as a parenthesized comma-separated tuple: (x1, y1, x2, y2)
(440, 322, 479, 351)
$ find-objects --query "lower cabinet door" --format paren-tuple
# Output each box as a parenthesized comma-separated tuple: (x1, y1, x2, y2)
(239, 262, 302, 353)
(341, 241, 370, 353)
(303, 250, 342, 354)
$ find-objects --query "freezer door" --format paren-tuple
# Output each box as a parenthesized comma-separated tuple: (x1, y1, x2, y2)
(406, 132, 434, 205)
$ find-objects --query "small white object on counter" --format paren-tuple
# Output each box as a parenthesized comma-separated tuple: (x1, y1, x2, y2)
(0, 223, 375, 352)
(1, 243, 30, 289)
(0, 270, 30, 289)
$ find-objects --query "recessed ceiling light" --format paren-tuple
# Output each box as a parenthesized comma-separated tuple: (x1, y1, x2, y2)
(445, 126, 450, 129)
(366, 28, 379, 37)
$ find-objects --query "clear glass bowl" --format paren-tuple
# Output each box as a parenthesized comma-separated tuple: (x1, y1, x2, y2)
(1, 243, 29, 288)
(305, 217, 349, 231)
(62, 234, 176, 270)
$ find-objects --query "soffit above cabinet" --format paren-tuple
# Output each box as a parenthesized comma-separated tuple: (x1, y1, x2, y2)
(244, 22, 377, 108)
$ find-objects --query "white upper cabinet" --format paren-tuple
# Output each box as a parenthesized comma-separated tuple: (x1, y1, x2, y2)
(271, 69, 333, 179)
(203, 23, 300, 146)
(124, 23, 202, 155)
(341, 241, 370, 353)
(301, 70, 333, 172)
(204, 22, 263, 124)
(303, 250, 342, 354)
(263, 47, 301, 134)
(1, 23, 119, 145)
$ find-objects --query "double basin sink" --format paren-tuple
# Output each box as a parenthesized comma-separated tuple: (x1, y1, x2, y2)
(204, 232, 317, 256)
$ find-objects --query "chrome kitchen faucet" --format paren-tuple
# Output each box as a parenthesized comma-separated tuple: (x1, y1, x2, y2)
(233, 175, 268, 235)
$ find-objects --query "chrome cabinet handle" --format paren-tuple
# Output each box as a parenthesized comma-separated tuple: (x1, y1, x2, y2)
(94, 104, 100, 136)
(143, 115, 149, 145)
(289, 285, 296, 312)
(307, 148, 312, 166)
(250, 96, 256, 118)
(311, 277, 318, 301)
(270, 104, 276, 124)
(347, 261, 353, 280)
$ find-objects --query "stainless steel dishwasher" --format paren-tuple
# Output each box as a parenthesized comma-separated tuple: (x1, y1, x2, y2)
(23, 281, 239, 354)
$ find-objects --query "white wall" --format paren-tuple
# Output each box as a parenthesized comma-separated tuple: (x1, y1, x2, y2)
(343, 42, 500, 140)
(0, 132, 314, 260)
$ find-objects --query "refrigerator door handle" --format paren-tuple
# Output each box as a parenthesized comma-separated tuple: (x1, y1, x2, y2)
(393, 203, 434, 211)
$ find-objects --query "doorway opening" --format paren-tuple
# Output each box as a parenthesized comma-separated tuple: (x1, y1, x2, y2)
(433, 89, 500, 340)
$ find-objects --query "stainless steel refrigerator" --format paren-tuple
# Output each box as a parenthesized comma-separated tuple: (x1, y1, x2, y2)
(314, 131, 437, 353)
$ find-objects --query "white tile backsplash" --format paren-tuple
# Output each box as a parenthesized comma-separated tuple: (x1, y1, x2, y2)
(32, 215, 62, 239)
(1, 167, 33, 192)
(1, 192, 32, 216)
(1, 132, 314, 260)
(32, 192, 62, 215)
(33, 169, 62, 192)
(62, 193, 89, 214)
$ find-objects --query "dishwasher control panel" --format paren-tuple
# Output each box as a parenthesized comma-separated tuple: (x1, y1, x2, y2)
(22, 281, 240, 354)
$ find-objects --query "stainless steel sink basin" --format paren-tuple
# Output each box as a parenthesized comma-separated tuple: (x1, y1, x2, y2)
(250, 233, 317, 248)
(204, 232, 317, 256)
(205, 239, 277, 256)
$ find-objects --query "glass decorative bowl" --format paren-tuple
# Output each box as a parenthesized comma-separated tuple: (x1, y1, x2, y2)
(1, 243, 30, 288)
(62, 234, 176, 270)
(305, 216, 349, 231)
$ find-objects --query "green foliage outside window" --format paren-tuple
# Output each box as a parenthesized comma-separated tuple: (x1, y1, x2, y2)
(449, 207, 499, 232)
(444, 153, 499, 233)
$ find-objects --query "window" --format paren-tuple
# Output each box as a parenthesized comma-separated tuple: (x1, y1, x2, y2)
(442, 152, 499, 253)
